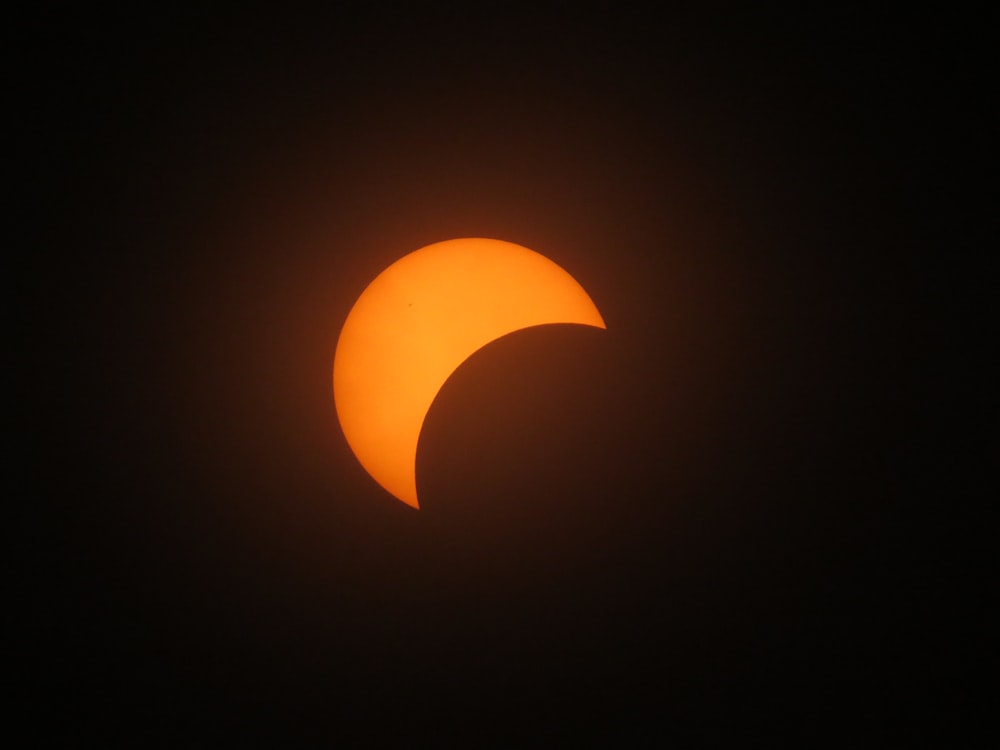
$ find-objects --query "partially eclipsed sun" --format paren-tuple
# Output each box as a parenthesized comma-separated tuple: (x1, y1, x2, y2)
(333, 237, 606, 508)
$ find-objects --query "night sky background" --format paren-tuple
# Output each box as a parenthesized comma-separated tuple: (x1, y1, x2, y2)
(17, 5, 986, 746)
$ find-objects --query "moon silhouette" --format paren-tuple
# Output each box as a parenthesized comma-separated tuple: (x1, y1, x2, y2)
(333, 237, 606, 508)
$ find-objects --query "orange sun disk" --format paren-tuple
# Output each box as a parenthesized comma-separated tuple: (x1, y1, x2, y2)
(333, 238, 606, 508)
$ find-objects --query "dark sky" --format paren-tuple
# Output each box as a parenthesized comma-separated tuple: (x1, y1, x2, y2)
(17, 5, 984, 746)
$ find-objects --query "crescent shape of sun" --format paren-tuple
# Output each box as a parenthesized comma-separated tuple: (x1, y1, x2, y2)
(333, 237, 606, 509)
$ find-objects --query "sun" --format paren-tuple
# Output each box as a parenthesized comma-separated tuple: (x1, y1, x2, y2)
(333, 237, 605, 508)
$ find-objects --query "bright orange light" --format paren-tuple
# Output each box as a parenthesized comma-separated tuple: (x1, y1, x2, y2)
(333, 238, 606, 508)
